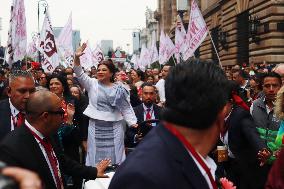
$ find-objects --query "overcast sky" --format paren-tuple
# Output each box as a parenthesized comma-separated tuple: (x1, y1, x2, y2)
(0, 0, 157, 53)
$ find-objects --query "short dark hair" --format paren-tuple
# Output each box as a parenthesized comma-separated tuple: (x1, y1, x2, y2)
(133, 69, 145, 81)
(262, 72, 282, 85)
(98, 59, 117, 82)
(47, 73, 71, 97)
(141, 82, 156, 90)
(37, 68, 45, 73)
(162, 60, 230, 130)
(234, 69, 249, 79)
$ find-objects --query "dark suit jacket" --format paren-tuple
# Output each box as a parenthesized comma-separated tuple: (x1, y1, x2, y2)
(110, 124, 211, 189)
(227, 105, 269, 189)
(125, 103, 161, 147)
(0, 126, 98, 189)
(0, 99, 12, 142)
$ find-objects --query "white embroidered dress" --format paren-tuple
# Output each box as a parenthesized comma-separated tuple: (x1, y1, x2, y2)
(74, 65, 137, 166)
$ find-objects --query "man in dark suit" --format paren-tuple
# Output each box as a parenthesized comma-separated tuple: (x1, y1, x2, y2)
(222, 102, 270, 189)
(109, 60, 231, 189)
(0, 90, 110, 189)
(0, 70, 35, 142)
(125, 82, 161, 147)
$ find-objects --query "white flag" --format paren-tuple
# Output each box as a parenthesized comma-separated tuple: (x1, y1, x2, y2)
(38, 9, 60, 73)
(26, 34, 39, 59)
(130, 54, 138, 70)
(139, 44, 151, 68)
(182, 0, 208, 61)
(57, 13, 74, 67)
(158, 29, 167, 65)
(165, 34, 176, 61)
(176, 14, 186, 36)
(149, 31, 159, 65)
(92, 44, 104, 64)
(6, 0, 27, 67)
(175, 15, 187, 63)
(79, 42, 95, 70)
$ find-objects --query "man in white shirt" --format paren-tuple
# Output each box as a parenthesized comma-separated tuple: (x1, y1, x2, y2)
(155, 65, 171, 104)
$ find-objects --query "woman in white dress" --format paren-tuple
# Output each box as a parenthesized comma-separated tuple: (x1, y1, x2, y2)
(73, 43, 137, 166)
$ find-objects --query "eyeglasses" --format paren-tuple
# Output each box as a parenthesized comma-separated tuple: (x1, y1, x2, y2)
(26, 108, 65, 118)
(47, 110, 65, 118)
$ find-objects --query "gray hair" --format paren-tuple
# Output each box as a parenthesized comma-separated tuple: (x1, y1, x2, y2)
(8, 69, 34, 85)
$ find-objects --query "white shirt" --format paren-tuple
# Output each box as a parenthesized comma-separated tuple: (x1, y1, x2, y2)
(220, 132, 235, 158)
(220, 110, 235, 158)
(25, 120, 59, 186)
(9, 98, 20, 131)
(142, 103, 156, 127)
(155, 79, 165, 102)
(188, 151, 217, 189)
(240, 80, 248, 89)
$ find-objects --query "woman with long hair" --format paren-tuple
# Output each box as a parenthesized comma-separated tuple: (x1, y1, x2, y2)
(73, 43, 137, 166)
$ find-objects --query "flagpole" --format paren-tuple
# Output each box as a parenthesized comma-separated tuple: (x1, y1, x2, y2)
(172, 56, 177, 65)
(208, 31, 222, 68)
(3, 48, 7, 66)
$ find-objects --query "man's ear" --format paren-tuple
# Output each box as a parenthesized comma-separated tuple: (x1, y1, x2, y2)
(6, 86, 11, 98)
(216, 102, 232, 129)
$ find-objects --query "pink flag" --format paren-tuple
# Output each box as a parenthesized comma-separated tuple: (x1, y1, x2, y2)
(92, 44, 104, 64)
(6, 0, 27, 67)
(149, 31, 159, 65)
(38, 9, 60, 73)
(182, 0, 208, 61)
(57, 13, 74, 67)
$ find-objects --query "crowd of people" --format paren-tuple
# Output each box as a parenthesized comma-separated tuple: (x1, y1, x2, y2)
(1, 44, 284, 189)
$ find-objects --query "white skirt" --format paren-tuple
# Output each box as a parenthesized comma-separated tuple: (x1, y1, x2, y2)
(85, 119, 126, 166)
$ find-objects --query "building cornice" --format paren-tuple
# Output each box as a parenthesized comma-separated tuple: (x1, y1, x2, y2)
(202, 0, 226, 17)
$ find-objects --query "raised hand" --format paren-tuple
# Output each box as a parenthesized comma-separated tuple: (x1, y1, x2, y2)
(74, 43, 87, 66)
(96, 158, 111, 178)
(66, 103, 75, 124)
(75, 43, 87, 57)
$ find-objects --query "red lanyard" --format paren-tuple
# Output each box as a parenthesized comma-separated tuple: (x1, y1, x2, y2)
(164, 123, 218, 189)
(26, 126, 63, 189)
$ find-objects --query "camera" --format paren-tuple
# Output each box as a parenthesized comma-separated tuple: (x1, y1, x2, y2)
(0, 162, 18, 189)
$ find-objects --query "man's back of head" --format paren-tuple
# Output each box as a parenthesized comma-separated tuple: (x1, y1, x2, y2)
(162, 60, 230, 130)
(25, 90, 63, 136)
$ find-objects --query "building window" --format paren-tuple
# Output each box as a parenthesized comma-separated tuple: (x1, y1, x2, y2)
(237, 11, 249, 65)
(211, 27, 219, 65)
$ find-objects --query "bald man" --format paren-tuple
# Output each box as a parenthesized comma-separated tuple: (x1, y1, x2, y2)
(0, 91, 110, 189)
